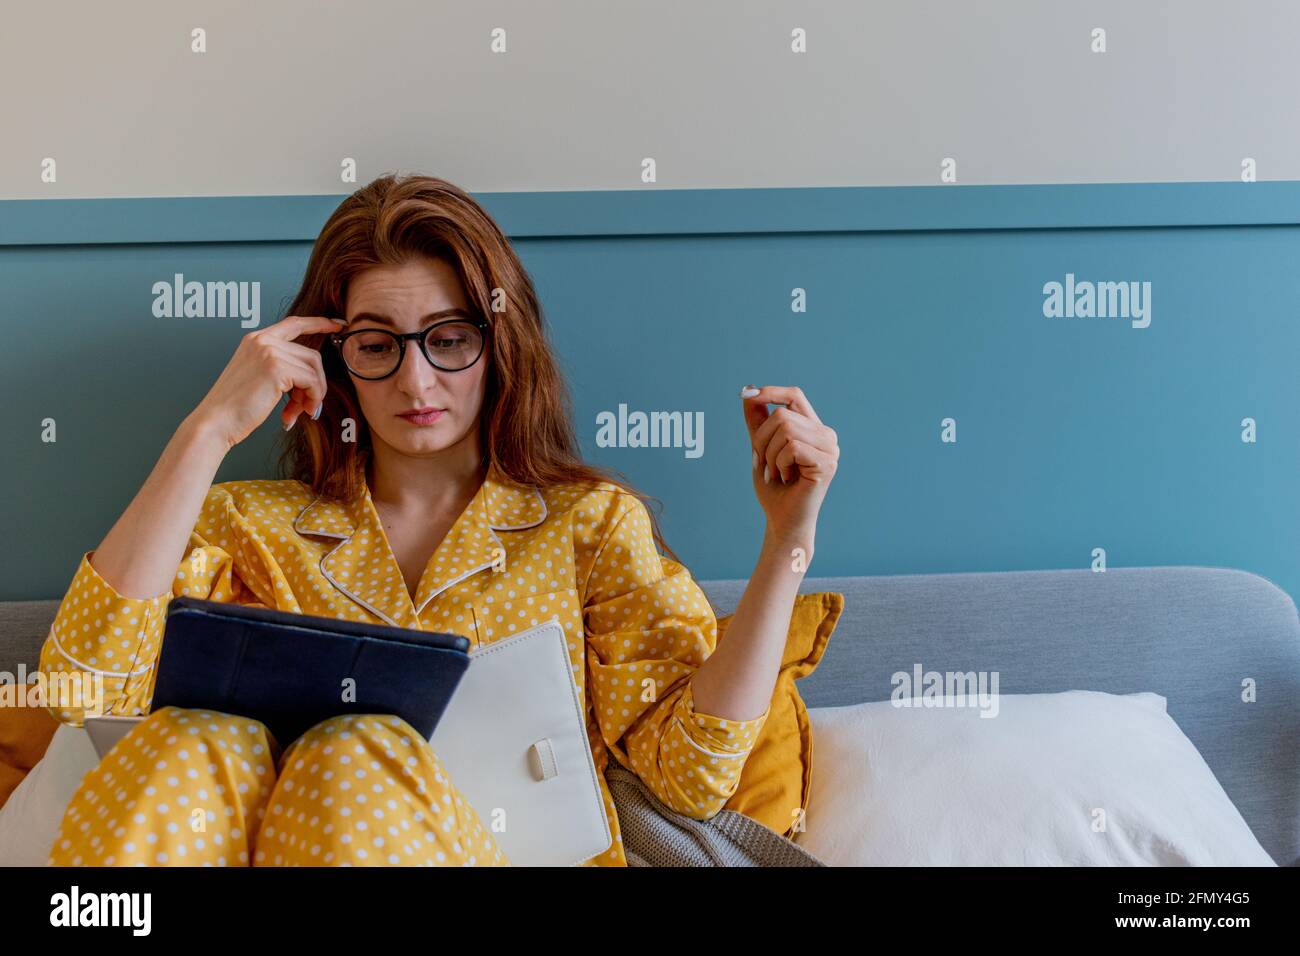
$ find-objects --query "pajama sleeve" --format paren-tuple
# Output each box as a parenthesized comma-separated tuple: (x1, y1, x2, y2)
(38, 484, 270, 727)
(582, 493, 770, 821)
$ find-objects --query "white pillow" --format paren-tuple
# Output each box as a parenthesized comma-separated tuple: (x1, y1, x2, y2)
(794, 690, 1275, 866)
(0, 723, 101, 866)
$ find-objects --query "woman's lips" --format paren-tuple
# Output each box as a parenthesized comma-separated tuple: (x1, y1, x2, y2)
(398, 408, 445, 425)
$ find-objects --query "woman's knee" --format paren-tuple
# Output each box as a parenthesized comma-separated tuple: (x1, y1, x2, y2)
(285, 714, 427, 762)
(278, 713, 445, 796)
(267, 713, 505, 866)
(297, 712, 419, 742)
(51, 707, 279, 866)
(127, 707, 280, 772)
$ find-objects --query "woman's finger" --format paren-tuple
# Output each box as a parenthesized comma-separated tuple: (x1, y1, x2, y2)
(276, 355, 327, 428)
(775, 438, 834, 484)
(284, 387, 307, 428)
(282, 341, 330, 405)
(761, 429, 794, 484)
(764, 425, 814, 484)
(754, 405, 825, 454)
(261, 314, 348, 343)
(773, 439, 798, 483)
(755, 409, 827, 480)
(741, 384, 822, 426)
(264, 338, 330, 411)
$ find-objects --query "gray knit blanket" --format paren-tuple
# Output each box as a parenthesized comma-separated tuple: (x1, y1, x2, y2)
(603, 764, 826, 867)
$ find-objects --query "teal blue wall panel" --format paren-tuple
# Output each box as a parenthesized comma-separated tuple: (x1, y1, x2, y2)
(3, 184, 1298, 605)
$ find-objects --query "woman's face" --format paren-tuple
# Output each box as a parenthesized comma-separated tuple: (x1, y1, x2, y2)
(342, 256, 489, 463)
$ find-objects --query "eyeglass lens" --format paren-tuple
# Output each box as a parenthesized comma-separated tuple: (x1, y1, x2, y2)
(341, 322, 483, 377)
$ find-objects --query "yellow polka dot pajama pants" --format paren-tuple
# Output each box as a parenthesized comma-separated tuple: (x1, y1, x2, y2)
(48, 707, 510, 866)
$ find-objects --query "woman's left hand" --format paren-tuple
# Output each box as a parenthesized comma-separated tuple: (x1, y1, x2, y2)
(740, 384, 839, 544)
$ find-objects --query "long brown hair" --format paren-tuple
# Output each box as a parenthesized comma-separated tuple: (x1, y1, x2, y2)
(275, 172, 680, 563)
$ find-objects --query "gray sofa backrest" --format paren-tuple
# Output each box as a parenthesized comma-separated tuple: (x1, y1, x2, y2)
(5, 564, 1297, 865)
(701, 565, 1300, 867)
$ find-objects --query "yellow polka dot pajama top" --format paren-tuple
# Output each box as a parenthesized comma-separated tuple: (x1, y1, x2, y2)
(39, 462, 769, 866)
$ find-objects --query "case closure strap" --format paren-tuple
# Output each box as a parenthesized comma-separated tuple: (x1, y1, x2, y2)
(527, 738, 559, 781)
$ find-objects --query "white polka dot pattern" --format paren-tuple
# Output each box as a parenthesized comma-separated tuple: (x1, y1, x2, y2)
(47, 707, 507, 867)
(580, 496, 769, 824)
(40, 490, 273, 728)
(38, 464, 767, 867)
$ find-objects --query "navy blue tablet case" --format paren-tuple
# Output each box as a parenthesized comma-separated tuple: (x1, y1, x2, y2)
(152, 596, 471, 748)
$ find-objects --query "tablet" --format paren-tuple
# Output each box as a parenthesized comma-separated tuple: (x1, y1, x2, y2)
(137, 596, 472, 748)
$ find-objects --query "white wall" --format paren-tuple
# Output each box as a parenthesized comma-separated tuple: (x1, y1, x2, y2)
(3, 0, 1298, 200)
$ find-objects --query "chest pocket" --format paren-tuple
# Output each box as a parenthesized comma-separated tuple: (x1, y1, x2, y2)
(470, 587, 581, 649)
(419, 602, 484, 648)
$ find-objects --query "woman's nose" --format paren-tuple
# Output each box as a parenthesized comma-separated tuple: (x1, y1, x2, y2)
(395, 339, 441, 387)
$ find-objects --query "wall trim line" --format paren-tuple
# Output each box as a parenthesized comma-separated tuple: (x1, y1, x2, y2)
(2, 181, 1299, 246)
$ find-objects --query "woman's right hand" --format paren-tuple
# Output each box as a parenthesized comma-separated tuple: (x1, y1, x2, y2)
(191, 315, 344, 450)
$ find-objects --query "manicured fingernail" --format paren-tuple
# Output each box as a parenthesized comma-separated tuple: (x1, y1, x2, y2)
(763, 464, 770, 484)
(311, 403, 322, 420)
(740, 385, 760, 398)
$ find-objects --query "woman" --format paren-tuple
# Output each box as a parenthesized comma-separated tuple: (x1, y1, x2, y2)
(39, 174, 839, 867)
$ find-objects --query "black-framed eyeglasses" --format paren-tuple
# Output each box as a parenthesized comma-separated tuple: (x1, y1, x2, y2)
(329, 317, 490, 380)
